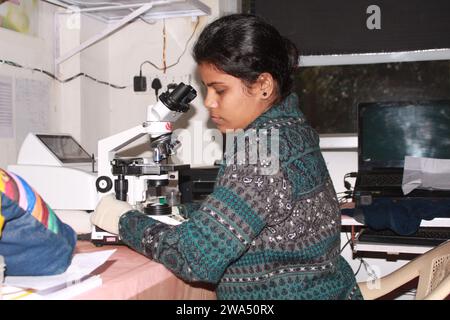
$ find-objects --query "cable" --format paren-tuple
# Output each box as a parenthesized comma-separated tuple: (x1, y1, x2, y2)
(139, 17, 200, 73)
(343, 172, 357, 191)
(163, 19, 167, 73)
(44, 0, 199, 84)
(11, 2, 200, 87)
(341, 230, 355, 254)
(341, 171, 357, 204)
(338, 190, 353, 204)
(361, 258, 379, 281)
(0, 58, 128, 89)
(340, 237, 351, 253)
(61, 0, 200, 73)
(354, 258, 364, 276)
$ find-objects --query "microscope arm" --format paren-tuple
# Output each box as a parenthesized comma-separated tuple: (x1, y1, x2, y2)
(97, 121, 173, 178)
(97, 124, 150, 178)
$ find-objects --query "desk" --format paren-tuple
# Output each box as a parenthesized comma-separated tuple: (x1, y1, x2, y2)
(72, 241, 216, 300)
(340, 202, 450, 255)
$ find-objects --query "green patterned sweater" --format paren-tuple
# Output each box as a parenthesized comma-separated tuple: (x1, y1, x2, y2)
(118, 93, 363, 300)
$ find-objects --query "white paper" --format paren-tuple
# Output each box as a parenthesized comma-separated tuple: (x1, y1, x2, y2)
(149, 213, 185, 225)
(0, 75, 13, 138)
(402, 156, 450, 195)
(4, 249, 116, 293)
(33, 275, 103, 300)
(2, 275, 103, 300)
(15, 78, 50, 148)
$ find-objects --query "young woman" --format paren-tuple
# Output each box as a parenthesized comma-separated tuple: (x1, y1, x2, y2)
(92, 13, 363, 300)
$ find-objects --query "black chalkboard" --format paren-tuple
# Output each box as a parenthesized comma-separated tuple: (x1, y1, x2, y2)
(251, 0, 450, 55)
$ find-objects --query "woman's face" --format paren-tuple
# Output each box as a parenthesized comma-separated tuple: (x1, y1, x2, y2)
(198, 63, 269, 133)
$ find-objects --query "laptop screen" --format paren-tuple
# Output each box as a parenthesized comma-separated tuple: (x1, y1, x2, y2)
(358, 100, 450, 170)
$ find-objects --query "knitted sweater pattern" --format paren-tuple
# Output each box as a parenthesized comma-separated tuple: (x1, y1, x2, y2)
(118, 93, 363, 300)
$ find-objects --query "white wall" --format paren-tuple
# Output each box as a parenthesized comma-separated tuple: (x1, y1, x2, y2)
(106, 0, 223, 166)
(0, 0, 241, 168)
(322, 150, 358, 194)
(0, 1, 109, 167)
(0, 1, 58, 168)
(79, 15, 110, 156)
(52, 0, 232, 164)
(54, 8, 110, 156)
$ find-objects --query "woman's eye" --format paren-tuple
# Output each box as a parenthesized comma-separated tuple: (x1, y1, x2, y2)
(216, 89, 225, 95)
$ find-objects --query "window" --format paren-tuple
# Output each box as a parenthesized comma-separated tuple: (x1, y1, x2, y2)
(242, 0, 450, 134)
(295, 60, 450, 134)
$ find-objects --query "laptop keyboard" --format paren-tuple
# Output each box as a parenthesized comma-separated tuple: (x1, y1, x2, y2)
(358, 227, 450, 246)
(359, 174, 403, 187)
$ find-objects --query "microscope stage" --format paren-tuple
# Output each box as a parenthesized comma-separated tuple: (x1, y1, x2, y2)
(111, 158, 189, 175)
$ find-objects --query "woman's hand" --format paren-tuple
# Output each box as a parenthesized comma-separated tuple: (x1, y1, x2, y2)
(90, 194, 132, 235)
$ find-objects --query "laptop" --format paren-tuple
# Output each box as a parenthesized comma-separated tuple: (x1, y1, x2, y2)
(353, 99, 450, 206)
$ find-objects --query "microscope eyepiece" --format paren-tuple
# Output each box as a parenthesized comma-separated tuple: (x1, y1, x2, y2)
(159, 82, 197, 113)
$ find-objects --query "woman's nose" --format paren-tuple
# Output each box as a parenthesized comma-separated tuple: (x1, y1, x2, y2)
(204, 92, 218, 109)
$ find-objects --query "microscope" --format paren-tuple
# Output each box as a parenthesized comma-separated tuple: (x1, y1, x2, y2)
(92, 82, 196, 245)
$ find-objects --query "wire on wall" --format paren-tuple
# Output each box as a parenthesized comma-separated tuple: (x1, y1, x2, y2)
(139, 17, 200, 73)
(55, 0, 199, 70)
(162, 19, 167, 73)
(0, 59, 128, 89)
(4, 1, 201, 89)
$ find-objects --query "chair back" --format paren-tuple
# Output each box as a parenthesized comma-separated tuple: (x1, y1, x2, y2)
(416, 240, 450, 299)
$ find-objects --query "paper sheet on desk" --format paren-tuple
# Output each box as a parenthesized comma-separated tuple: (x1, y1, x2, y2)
(149, 214, 185, 225)
(402, 156, 450, 195)
(4, 249, 116, 293)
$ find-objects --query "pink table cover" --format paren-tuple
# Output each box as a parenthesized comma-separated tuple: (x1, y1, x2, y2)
(72, 241, 216, 300)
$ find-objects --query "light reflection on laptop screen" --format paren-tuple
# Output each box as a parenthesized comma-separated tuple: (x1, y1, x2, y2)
(359, 100, 450, 168)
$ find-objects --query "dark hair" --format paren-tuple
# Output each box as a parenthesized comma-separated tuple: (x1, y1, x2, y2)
(193, 14, 299, 103)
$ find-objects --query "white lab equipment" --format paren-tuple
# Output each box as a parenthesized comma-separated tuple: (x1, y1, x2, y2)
(8, 133, 98, 211)
(92, 82, 196, 245)
(95, 82, 195, 206)
(7, 83, 196, 245)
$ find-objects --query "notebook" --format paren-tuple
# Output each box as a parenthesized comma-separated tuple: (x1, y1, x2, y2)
(353, 99, 450, 205)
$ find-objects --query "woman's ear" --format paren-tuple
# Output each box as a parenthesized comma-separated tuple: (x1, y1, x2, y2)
(256, 72, 275, 101)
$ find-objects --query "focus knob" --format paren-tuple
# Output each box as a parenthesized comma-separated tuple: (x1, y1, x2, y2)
(96, 176, 113, 193)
